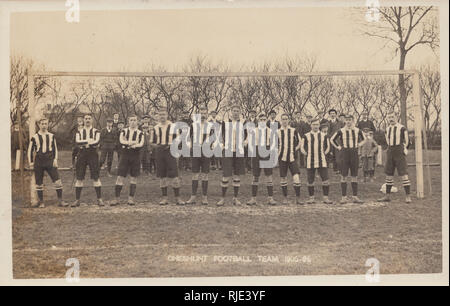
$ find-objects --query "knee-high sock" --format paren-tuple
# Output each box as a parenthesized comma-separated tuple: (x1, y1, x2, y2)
(404, 185, 410, 195)
(351, 182, 358, 196)
(267, 184, 274, 197)
(308, 185, 314, 197)
(36, 187, 44, 202)
(233, 179, 240, 197)
(281, 181, 288, 197)
(322, 185, 329, 196)
(201, 180, 208, 196)
(56, 188, 62, 199)
(221, 179, 228, 197)
(402, 177, 411, 195)
(161, 187, 168, 197)
(95, 187, 101, 199)
(192, 180, 199, 195)
(385, 178, 394, 194)
(129, 184, 136, 197)
(294, 184, 300, 197)
(251, 184, 258, 197)
(75, 187, 82, 200)
(341, 182, 347, 196)
(115, 185, 122, 198)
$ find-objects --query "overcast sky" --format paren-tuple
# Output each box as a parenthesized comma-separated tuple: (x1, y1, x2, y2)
(10, 7, 439, 72)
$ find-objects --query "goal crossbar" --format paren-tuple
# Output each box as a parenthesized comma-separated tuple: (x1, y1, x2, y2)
(30, 70, 419, 78)
(26, 69, 427, 203)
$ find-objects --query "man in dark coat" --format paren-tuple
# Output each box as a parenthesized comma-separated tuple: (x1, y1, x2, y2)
(11, 122, 28, 168)
(357, 111, 376, 132)
(327, 109, 340, 172)
(99, 118, 118, 176)
(70, 116, 84, 169)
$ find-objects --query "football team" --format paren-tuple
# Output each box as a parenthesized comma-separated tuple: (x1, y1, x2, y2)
(27, 106, 412, 208)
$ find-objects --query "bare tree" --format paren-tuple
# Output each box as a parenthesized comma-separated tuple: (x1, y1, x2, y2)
(152, 77, 186, 121)
(10, 56, 47, 129)
(41, 78, 77, 131)
(374, 78, 402, 131)
(209, 76, 232, 116)
(229, 77, 263, 118)
(420, 64, 441, 145)
(346, 76, 382, 121)
(309, 77, 336, 117)
(182, 55, 217, 117)
(102, 77, 141, 123)
(136, 76, 163, 119)
(274, 55, 321, 120)
(360, 6, 439, 127)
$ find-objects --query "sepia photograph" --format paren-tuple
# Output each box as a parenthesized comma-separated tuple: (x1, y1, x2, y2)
(0, 0, 448, 286)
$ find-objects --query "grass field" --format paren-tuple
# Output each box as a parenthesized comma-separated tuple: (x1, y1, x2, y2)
(11, 150, 442, 279)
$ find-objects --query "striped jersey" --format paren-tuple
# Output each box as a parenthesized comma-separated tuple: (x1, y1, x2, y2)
(385, 123, 409, 147)
(246, 123, 276, 157)
(153, 121, 177, 145)
(277, 126, 301, 162)
(27, 131, 58, 163)
(144, 129, 155, 149)
(189, 121, 213, 145)
(330, 127, 365, 149)
(119, 127, 144, 150)
(251, 124, 275, 147)
(267, 120, 281, 129)
(303, 131, 330, 169)
(221, 120, 248, 154)
(75, 127, 100, 148)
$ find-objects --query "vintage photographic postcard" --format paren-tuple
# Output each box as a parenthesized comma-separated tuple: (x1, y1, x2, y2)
(0, 0, 448, 286)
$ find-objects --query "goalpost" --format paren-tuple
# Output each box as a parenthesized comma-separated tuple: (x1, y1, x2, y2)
(26, 69, 429, 204)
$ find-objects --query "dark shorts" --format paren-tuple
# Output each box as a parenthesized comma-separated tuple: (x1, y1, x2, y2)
(385, 146, 408, 176)
(155, 146, 179, 178)
(252, 154, 273, 177)
(335, 148, 343, 166)
(72, 146, 80, 158)
(279, 158, 300, 177)
(34, 154, 59, 185)
(192, 156, 211, 173)
(76, 148, 100, 180)
(118, 149, 141, 177)
(222, 153, 245, 177)
(340, 148, 359, 177)
(306, 167, 329, 184)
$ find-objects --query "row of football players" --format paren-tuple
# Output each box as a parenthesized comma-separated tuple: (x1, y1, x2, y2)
(27, 105, 412, 208)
